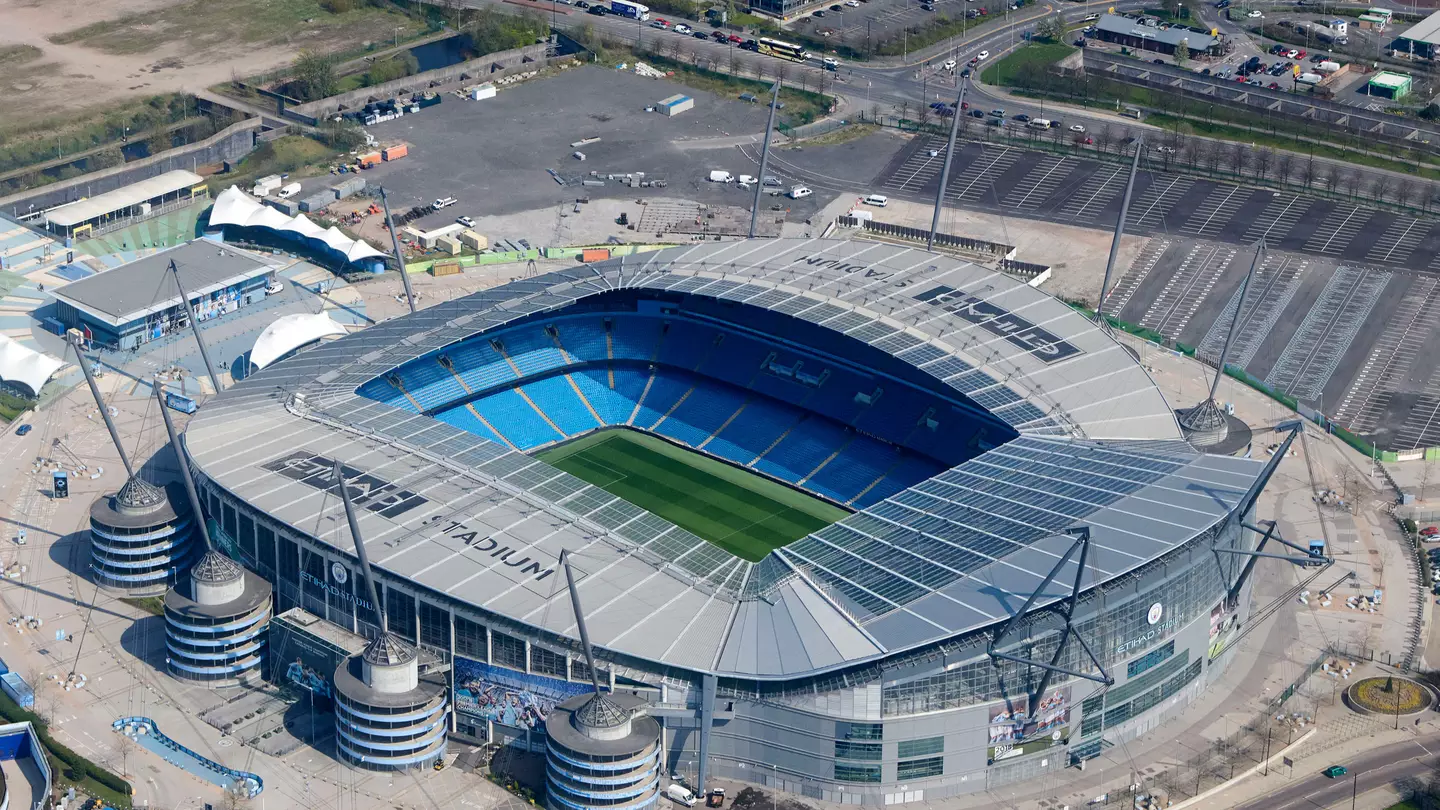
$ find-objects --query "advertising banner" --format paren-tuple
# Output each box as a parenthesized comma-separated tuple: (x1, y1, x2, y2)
(988, 688, 1071, 764)
(454, 657, 589, 731)
(1208, 602, 1239, 660)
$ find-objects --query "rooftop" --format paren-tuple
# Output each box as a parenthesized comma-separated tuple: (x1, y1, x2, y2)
(1371, 71, 1414, 88)
(44, 170, 203, 228)
(1096, 13, 1219, 49)
(185, 239, 1266, 680)
(49, 240, 275, 327)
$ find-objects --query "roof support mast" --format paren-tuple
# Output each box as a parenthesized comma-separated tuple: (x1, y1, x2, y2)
(169, 261, 222, 395)
(561, 550, 603, 695)
(1178, 239, 1265, 443)
(69, 331, 136, 478)
(335, 459, 389, 633)
(1096, 136, 1144, 330)
(748, 82, 782, 239)
(928, 79, 969, 251)
(378, 187, 417, 316)
(153, 382, 214, 552)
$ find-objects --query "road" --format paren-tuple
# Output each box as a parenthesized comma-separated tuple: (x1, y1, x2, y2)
(1234, 732, 1440, 810)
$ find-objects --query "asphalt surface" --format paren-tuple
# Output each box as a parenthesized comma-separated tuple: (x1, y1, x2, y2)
(1233, 732, 1440, 810)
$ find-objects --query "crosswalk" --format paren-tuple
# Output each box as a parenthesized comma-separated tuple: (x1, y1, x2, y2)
(1000, 156, 1073, 211)
(1332, 276, 1440, 434)
(1179, 185, 1245, 237)
(1265, 265, 1391, 401)
(1138, 242, 1237, 336)
(1131, 177, 1193, 229)
(1057, 165, 1126, 222)
(1364, 216, 1428, 265)
(1303, 207, 1372, 255)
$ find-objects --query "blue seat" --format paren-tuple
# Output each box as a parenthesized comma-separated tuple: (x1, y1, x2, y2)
(809, 439, 898, 503)
(656, 383, 746, 448)
(501, 327, 569, 377)
(434, 406, 502, 445)
(572, 369, 637, 424)
(611, 318, 665, 361)
(557, 320, 610, 363)
(632, 374, 691, 429)
(523, 375, 601, 437)
(754, 418, 849, 484)
(470, 389, 563, 449)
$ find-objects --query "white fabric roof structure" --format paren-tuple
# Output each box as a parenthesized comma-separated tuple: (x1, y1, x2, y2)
(0, 336, 63, 397)
(249, 312, 349, 371)
(209, 186, 387, 265)
(44, 170, 204, 228)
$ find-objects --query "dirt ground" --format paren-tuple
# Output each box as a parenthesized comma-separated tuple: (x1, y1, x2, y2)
(0, 0, 420, 130)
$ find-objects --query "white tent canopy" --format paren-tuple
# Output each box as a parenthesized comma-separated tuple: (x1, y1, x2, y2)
(209, 186, 387, 265)
(249, 312, 349, 371)
(0, 336, 63, 397)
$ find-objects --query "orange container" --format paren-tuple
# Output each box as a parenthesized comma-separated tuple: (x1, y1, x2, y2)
(358, 151, 381, 167)
(382, 144, 409, 161)
(581, 248, 611, 262)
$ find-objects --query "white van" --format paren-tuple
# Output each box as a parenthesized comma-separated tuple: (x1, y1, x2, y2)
(277, 182, 302, 198)
(666, 785, 696, 807)
(708, 170, 734, 183)
(861, 194, 888, 207)
(789, 185, 813, 199)
(1027, 118, 1052, 129)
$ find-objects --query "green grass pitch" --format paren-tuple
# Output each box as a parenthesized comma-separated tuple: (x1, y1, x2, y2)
(535, 429, 849, 562)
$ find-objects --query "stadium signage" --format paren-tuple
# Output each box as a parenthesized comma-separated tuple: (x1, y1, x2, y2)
(301, 570, 374, 612)
(791, 254, 910, 283)
(421, 515, 556, 582)
(913, 286, 1082, 364)
(260, 451, 428, 518)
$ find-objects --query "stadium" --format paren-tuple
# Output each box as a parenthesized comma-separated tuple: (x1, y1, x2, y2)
(184, 238, 1282, 803)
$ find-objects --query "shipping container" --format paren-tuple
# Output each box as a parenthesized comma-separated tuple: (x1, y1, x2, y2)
(2, 673, 34, 709)
(299, 194, 333, 213)
(431, 262, 463, 277)
(263, 198, 299, 217)
(358, 152, 382, 168)
(581, 248, 612, 262)
(333, 177, 367, 200)
(251, 175, 284, 196)
(416, 93, 442, 109)
(382, 144, 409, 161)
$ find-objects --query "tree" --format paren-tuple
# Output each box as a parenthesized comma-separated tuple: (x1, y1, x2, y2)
(1254, 146, 1273, 179)
(293, 49, 337, 101)
(1037, 12, 1065, 42)
(1175, 39, 1190, 67)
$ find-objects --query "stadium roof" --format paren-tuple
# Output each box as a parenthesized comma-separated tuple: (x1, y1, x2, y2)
(1096, 14, 1219, 49)
(186, 239, 1267, 680)
(43, 170, 204, 229)
(49, 240, 276, 327)
(209, 186, 388, 265)
(249, 312, 349, 371)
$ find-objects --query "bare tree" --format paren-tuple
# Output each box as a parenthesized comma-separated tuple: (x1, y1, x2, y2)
(221, 780, 253, 810)
(1397, 178, 1418, 209)
(1254, 146, 1274, 180)
(1343, 167, 1363, 198)
(1324, 165, 1343, 194)
(1228, 140, 1250, 177)
(115, 733, 138, 777)
(1368, 172, 1393, 203)
(1095, 123, 1115, 155)
(1274, 152, 1295, 185)
(1301, 156, 1318, 189)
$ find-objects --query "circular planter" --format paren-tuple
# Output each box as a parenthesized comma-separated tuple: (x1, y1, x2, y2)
(1345, 675, 1434, 716)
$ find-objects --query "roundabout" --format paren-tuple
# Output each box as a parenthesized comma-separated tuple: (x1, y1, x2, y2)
(1345, 676, 1434, 716)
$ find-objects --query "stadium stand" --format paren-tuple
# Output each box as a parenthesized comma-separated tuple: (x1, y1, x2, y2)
(364, 310, 988, 508)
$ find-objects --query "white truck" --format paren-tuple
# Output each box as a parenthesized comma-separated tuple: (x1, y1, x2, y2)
(1317, 60, 1342, 73)
(276, 182, 303, 198)
(1297, 72, 1323, 84)
(252, 174, 284, 196)
(708, 170, 734, 183)
(788, 185, 813, 199)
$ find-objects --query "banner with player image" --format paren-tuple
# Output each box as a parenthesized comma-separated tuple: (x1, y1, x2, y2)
(453, 657, 590, 731)
(1209, 602, 1239, 660)
(988, 688, 1071, 764)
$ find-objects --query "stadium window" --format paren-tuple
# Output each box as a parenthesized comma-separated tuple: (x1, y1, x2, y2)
(1127, 640, 1175, 679)
(419, 601, 450, 649)
(256, 526, 275, 579)
(834, 741, 883, 761)
(834, 764, 881, 784)
(301, 551, 326, 617)
(455, 616, 487, 661)
(492, 631, 527, 671)
(896, 757, 944, 780)
(221, 502, 237, 541)
(840, 722, 883, 741)
(207, 491, 221, 523)
(897, 736, 943, 758)
(531, 646, 567, 678)
(277, 536, 299, 612)
(572, 658, 610, 685)
(385, 589, 417, 643)
(238, 514, 255, 557)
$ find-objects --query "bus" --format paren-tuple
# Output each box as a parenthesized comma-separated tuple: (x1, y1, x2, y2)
(610, 0, 650, 19)
(758, 37, 810, 62)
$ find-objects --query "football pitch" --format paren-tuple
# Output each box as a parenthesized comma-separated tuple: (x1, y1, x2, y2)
(535, 429, 848, 562)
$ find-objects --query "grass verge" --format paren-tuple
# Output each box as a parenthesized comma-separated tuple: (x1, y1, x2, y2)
(0, 689, 132, 808)
(536, 428, 847, 561)
(980, 42, 1076, 86)
(122, 597, 165, 616)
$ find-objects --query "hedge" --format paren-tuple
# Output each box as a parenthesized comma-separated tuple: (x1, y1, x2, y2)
(0, 688, 133, 803)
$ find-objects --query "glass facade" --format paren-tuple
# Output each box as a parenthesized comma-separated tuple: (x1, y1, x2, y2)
(834, 741, 883, 761)
(834, 764, 882, 784)
(896, 737, 943, 759)
(896, 757, 944, 780)
(493, 631, 527, 670)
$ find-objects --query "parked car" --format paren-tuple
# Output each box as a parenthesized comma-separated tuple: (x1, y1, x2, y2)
(457, 215, 476, 227)
(587, 4, 606, 13)
(693, 30, 709, 38)
(14, 425, 30, 437)
(650, 19, 668, 28)
(1014, 113, 1030, 122)
(1069, 124, 1085, 132)
(1423, 525, 1440, 537)
(969, 109, 985, 117)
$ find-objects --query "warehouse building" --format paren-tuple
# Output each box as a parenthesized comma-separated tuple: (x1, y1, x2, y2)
(49, 240, 278, 350)
(42, 170, 208, 241)
(1092, 14, 1223, 57)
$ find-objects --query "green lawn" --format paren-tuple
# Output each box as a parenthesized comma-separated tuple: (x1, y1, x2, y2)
(536, 429, 847, 561)
(980, 42, 1077, 86)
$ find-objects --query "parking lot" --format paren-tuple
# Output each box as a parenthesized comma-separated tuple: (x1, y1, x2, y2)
(784, 0, 1019, 58)
(356, 66, 832, 228)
